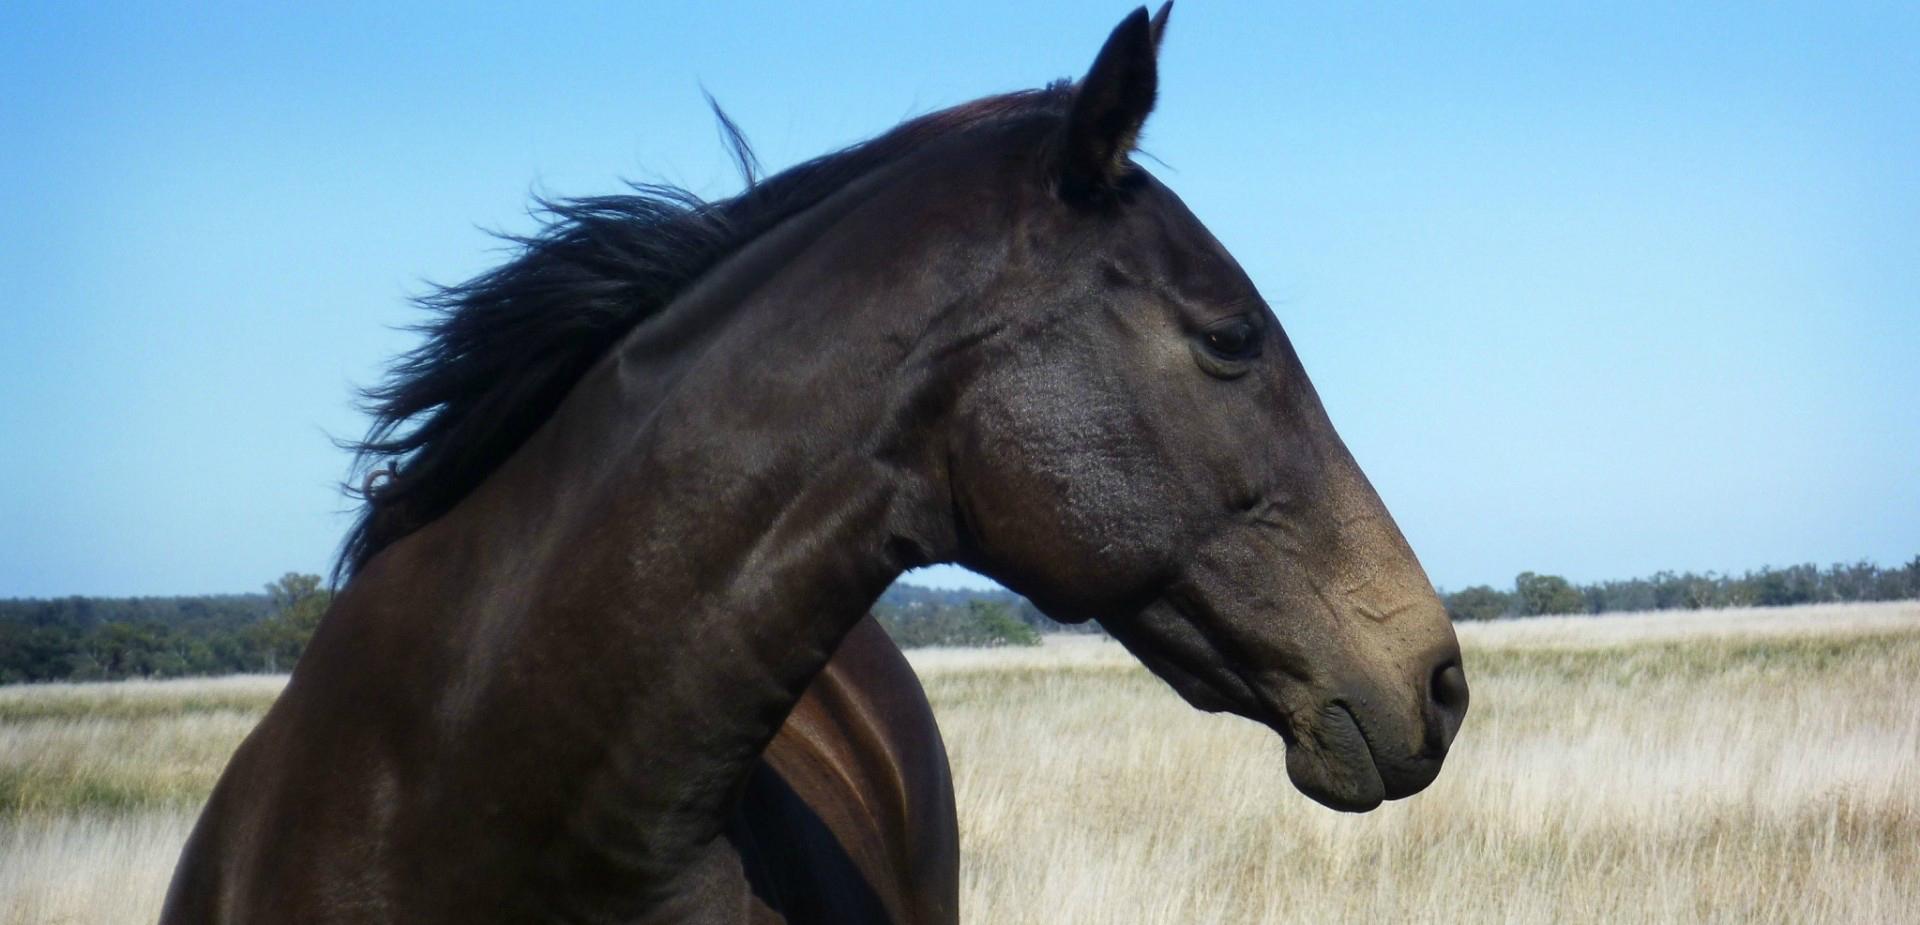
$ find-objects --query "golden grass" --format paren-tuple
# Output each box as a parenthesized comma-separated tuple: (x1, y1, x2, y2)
(0, 811, 198, 925)
(2, 602, 1916, 924)
(915, 603, 1920, 924)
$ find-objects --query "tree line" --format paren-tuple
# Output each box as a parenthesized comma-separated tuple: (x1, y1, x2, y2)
(871, 583, 1052, 648)
(1440, 557, 1920, 621)
(0, 574, 1055, 684)
(3, 556, 1914, 683)
(0, 574, 330, 684)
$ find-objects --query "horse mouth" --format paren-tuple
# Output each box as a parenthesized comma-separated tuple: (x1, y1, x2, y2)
(1280, 701, 1387, 812)
(1100, 597, 1414, 813)
(1156, 661, 1394, 813)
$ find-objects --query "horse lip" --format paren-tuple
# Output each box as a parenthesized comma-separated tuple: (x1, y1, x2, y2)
(1283, 699, 1387, 812)
(1125, 593, 1428, 809)
(1114, 614, 1396, 810)
(1328, 699, 1378, 765)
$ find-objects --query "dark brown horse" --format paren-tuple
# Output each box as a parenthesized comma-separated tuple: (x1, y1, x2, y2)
(164, 6, 1466, 922)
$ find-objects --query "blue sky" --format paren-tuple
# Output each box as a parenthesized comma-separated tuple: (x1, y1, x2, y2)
(2, 2, 1915, 597)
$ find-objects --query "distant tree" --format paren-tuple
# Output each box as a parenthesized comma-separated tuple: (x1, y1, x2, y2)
(968, 601, 1041, 647)
(1514, 572, 1586, 616)
(1751, 568, 1797, 607)
(1877, 557, 1920, 600)
(875, 598, 1041, 648)
(266, 573, 324, 611)
(1680, 573, 1722, 609)
(1442, 585, 1512, 622)
(253, 573, 331, 671)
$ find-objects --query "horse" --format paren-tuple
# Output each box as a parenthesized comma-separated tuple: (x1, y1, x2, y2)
(162, 5, 1467, 922)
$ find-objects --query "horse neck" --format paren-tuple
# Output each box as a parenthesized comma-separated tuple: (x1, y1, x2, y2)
(441, 151, 1006, 901)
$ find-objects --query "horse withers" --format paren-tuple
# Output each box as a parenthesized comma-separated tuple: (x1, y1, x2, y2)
(164, 5, 1465, 922)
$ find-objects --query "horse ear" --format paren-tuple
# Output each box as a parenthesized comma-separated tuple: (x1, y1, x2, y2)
(1057, 3, 1171, 204)
(1149, 1, 1172, 49)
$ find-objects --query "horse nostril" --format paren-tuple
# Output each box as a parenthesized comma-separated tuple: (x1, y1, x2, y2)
(1429, 660, 1469, 745)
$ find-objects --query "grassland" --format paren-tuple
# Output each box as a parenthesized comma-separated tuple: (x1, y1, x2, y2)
(3, 602, 1916, 923)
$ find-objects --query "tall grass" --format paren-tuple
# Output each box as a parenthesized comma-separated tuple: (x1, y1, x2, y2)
(919, 603, 1920, 924)
(1, 603, 1914, 923)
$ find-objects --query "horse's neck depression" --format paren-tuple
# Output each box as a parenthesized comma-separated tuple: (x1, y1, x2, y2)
(331, 129, 1022, 901)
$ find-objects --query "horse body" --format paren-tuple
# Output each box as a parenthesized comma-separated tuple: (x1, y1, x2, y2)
(168, 6, 1468, 922)
(166, 612, 952, 924)
(166, 116, 976, 921)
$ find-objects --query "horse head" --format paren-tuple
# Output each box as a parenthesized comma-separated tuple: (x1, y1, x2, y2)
(948, 5, 1467, 811)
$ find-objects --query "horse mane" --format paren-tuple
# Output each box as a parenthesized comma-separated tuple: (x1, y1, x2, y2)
(337, 84, 1075, 581)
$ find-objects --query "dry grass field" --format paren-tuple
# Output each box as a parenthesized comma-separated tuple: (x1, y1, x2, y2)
(3, 602, 1916, 924)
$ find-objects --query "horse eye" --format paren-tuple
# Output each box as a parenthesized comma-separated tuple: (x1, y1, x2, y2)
(1200, 318, 1261, 361)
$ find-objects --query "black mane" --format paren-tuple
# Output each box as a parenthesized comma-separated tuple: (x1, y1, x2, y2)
(338, 86, 1075, 580)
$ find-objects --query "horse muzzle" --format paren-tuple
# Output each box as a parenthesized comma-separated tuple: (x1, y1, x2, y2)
(1274, 657, 1468, 812)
